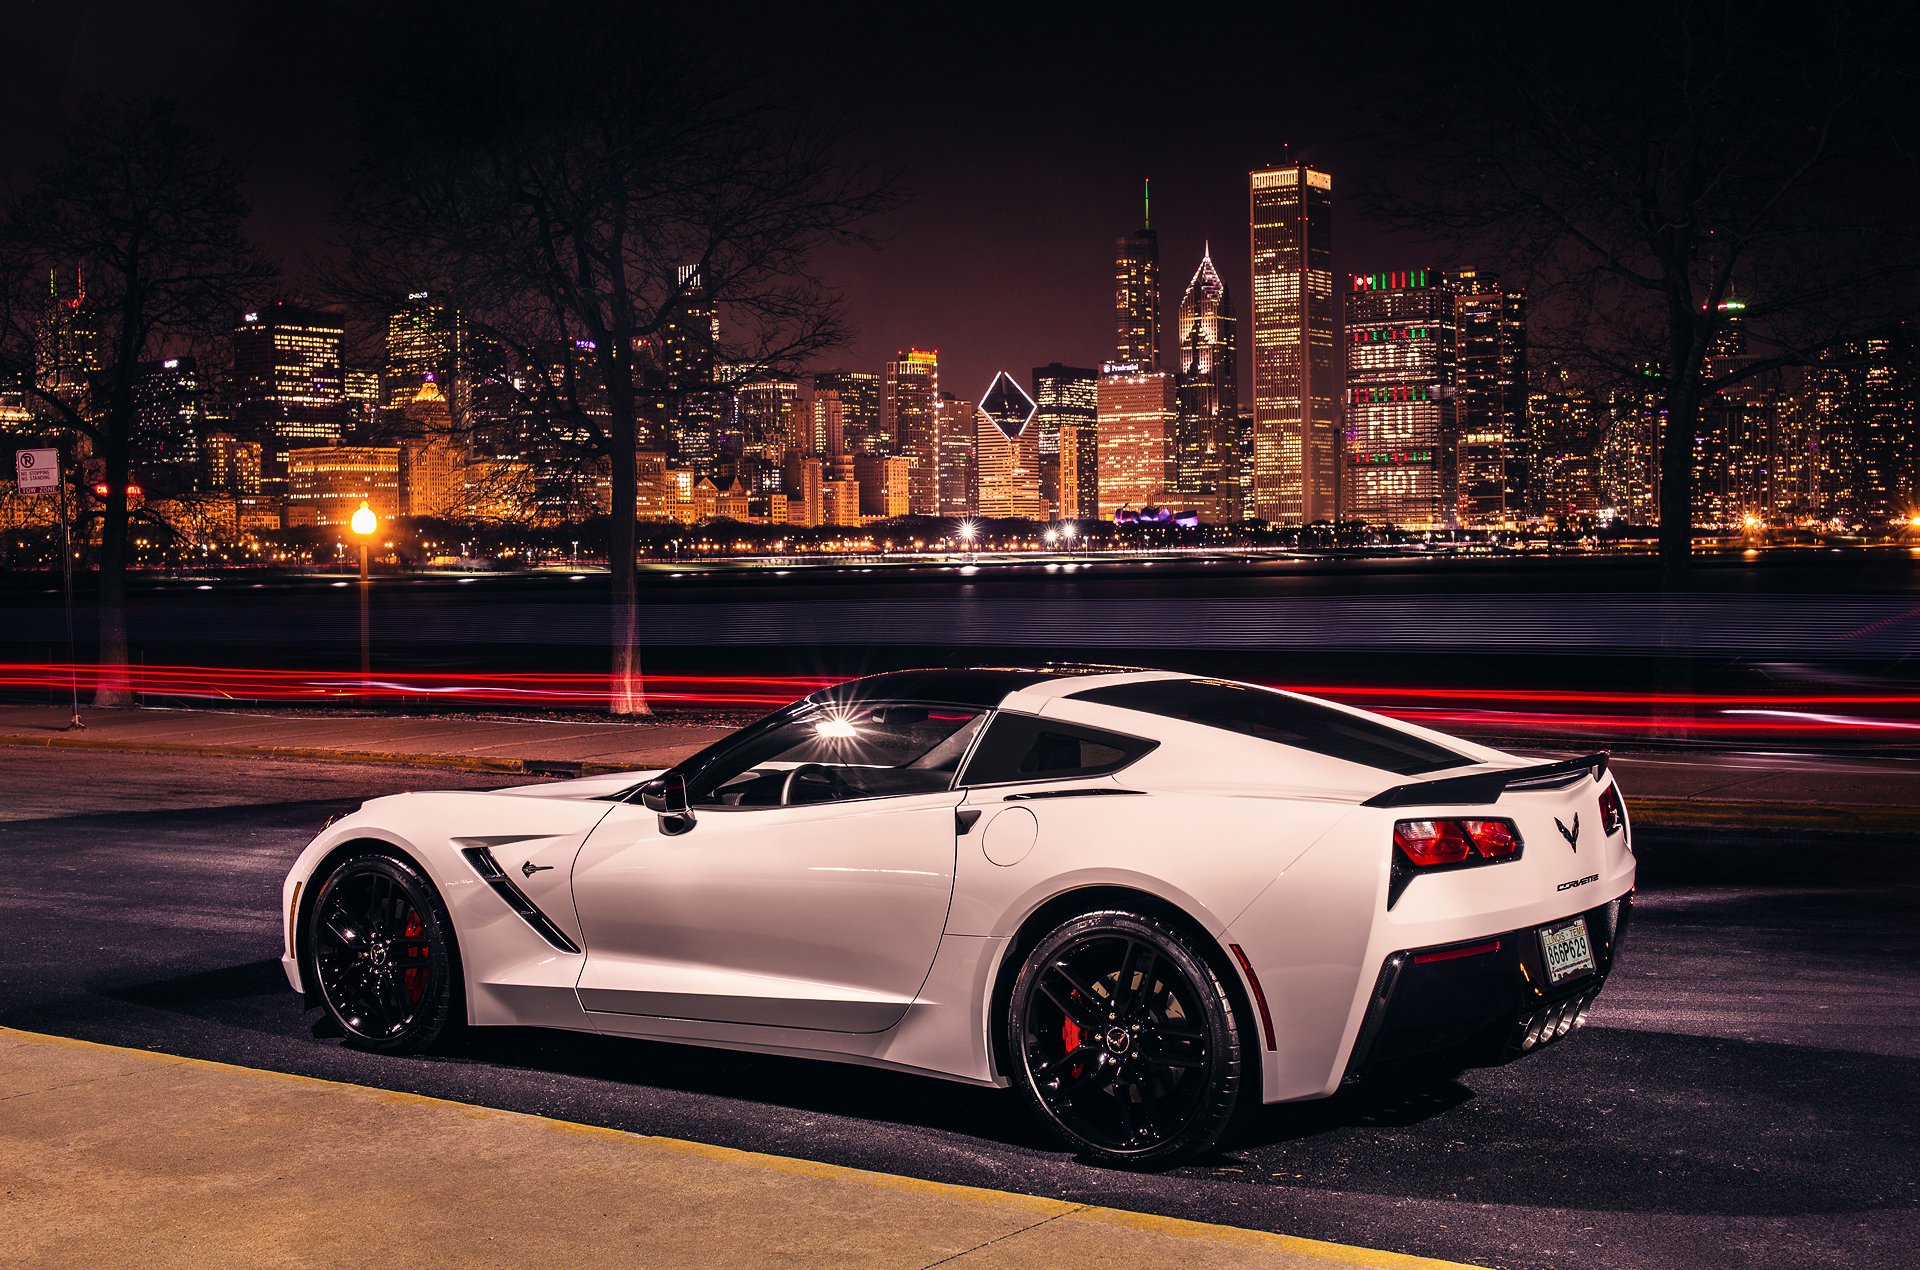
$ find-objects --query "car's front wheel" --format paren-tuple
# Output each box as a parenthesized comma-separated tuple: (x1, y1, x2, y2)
(1007, 909, 1244, 1167)
(307, 851, 461, 1053)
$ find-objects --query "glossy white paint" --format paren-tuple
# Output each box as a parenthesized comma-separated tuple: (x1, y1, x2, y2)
(282, 670, 1636, 1106)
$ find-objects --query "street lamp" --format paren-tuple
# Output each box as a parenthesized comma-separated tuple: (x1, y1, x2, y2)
(1061, 520, 1078, 557)
(351, 502, 377, 694)
(958, 519, 978, 563)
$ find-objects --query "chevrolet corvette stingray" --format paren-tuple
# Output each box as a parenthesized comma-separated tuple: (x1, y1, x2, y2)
(282, 667, 1634, 1166)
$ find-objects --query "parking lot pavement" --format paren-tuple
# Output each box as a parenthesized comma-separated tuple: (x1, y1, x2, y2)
(0, 1028, 1470, 1270)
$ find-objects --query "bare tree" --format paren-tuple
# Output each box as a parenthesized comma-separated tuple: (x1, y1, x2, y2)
(0, 97, 273, 704)
(333, 0, 895, 713)
(1365, 1, 1920, 581)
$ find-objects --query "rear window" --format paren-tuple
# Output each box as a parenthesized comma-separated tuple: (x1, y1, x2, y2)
(1070, 679, 1470, 776)
(959, 714, 1158, 786)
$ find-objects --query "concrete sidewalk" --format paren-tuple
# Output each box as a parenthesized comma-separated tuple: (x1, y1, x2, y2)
(1, 702, 1916, 832)
(0, 1028, 1468, 1269)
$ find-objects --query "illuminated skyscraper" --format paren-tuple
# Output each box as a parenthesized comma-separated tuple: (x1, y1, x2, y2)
(1096, 362, 1176, 519)
(132, 357, 204, 492)
(1032, 364, 1098, 521)
(232, 303, 347, 493)
(976, 372, 1046, 519)
(1452, 271, 1530, 525)
(933, 393, 979, 516)
(663, 264, 717, 392)
(1115, 183, 1161, 367)
(811, 370, 883, 456)
(1249, 163, 1338, 523)
(384, 292, 464, 410)
(1811, 324, 1917, 525)
(883, 349, 940, 513)
(1345, 269, 1458, 528)
(1174, 246, 1238, 519)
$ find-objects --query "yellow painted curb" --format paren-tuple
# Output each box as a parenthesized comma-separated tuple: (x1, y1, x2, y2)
(0, 1027, 1479, 1269)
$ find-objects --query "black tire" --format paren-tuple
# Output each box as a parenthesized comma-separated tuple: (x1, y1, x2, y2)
(306, 852, 462, 1054)
(1007, 909, 1244, 1168)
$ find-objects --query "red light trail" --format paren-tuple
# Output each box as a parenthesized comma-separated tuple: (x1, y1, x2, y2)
(2, 662, 1916, 740)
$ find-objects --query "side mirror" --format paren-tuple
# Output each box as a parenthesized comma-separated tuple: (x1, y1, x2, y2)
(639, 773, 696, 835)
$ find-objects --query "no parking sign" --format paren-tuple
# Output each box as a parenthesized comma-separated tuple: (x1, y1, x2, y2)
(13, 447, 58, 495)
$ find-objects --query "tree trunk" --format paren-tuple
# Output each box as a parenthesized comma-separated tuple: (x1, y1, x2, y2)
(604, 366, 649, 716)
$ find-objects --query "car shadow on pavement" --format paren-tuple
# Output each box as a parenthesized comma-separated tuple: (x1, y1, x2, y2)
(75, 956, 1920, 1216)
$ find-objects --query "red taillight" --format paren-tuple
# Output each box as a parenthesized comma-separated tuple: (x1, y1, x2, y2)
(1394, 818, 1525, 868)
(1393, 819, 1475, 865)
(1460, 819, 1520, 858)
(1598, 784, 1625, 836)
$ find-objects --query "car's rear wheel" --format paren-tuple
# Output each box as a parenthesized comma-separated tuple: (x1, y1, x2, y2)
(307, 852, 460, 1054)
(1007, 909, 1244, 1167)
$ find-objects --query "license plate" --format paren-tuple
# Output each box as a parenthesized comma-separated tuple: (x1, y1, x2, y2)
(1540, 917, 1596, 984)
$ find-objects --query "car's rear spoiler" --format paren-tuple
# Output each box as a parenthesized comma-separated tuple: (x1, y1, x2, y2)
(1362, 752, 1610, 808)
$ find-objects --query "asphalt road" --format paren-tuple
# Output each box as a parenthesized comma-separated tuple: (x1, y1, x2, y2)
(2, 749, 1914, 1269)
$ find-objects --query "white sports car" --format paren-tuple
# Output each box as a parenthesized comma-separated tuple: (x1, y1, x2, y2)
(282, 667, 1635, 1166)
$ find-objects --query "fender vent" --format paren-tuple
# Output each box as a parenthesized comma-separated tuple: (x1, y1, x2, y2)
(461, 846, 581, 953)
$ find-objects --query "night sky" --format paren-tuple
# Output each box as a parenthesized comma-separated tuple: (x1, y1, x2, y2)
(5, 0, 1434, 400)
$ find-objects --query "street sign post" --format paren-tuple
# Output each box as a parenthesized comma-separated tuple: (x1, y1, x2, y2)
(12, 446, 84, 729)
(14, 447, 58, 494)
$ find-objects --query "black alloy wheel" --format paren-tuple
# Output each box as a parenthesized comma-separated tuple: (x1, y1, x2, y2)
(308, 852, 461, 1054)
(1008, 910, 1244, 1167)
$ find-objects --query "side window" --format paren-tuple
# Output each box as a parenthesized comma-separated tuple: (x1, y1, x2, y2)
(686, 703, 985, 808)
(959, 713, 1157, 787)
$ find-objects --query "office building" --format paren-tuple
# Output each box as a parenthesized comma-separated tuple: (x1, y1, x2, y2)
(286, 444, 400, 527)
(1452, 270, 1529, 525)
(1032, 364, 1098, 522)
(132, 357, 204, 491)
(1249, 163, 1338, 523)
(933, 393, 979, 517)
(1096, 362, 1176, 519)
(884, 349, 940, 513)
(1345, 268, 1458, 528)
(1173, 246, 1239, 519)
(1115, 186, 1161, 367)
(384, 293, 463, 410)
(811, 370, 883, 456)
(232, 303, 347, 493)
(975, 372, 1046, 519)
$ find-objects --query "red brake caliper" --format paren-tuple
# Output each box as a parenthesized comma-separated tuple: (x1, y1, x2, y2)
(1062, 994, 1085, 1078)
(402, 910, 427, 1003)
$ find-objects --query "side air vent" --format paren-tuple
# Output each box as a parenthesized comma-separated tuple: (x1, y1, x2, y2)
(460, 846, 581, 953)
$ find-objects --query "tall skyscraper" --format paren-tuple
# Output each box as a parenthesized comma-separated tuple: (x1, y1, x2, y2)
(384, 292, 464, 411)
(1115, 182, 1161, 368)
(811, 370, 883, 456)
(1096, 362, 1176, 519)
(933, 393, 979, 516)
(1452, 270, 1530, 526)
(1811, 324, 1917, 525)
(663, 264, 717, 392)
(132, 357, 204, 492)
(1032, 364, 1098, 521)
(975, 373, 1046, 519)
(1249, 163, 1338, 523)
(232, 303, 347, 493)
(883, 349, 940, 513)
(1173, 245, 1239, 519)
(1345, 269, 1458, 528)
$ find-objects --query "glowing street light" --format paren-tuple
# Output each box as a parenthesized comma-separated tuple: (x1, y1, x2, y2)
(1060, 520, 1079, 556)
(352, 502, 377, 693)
(958, 519, 979, 563)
